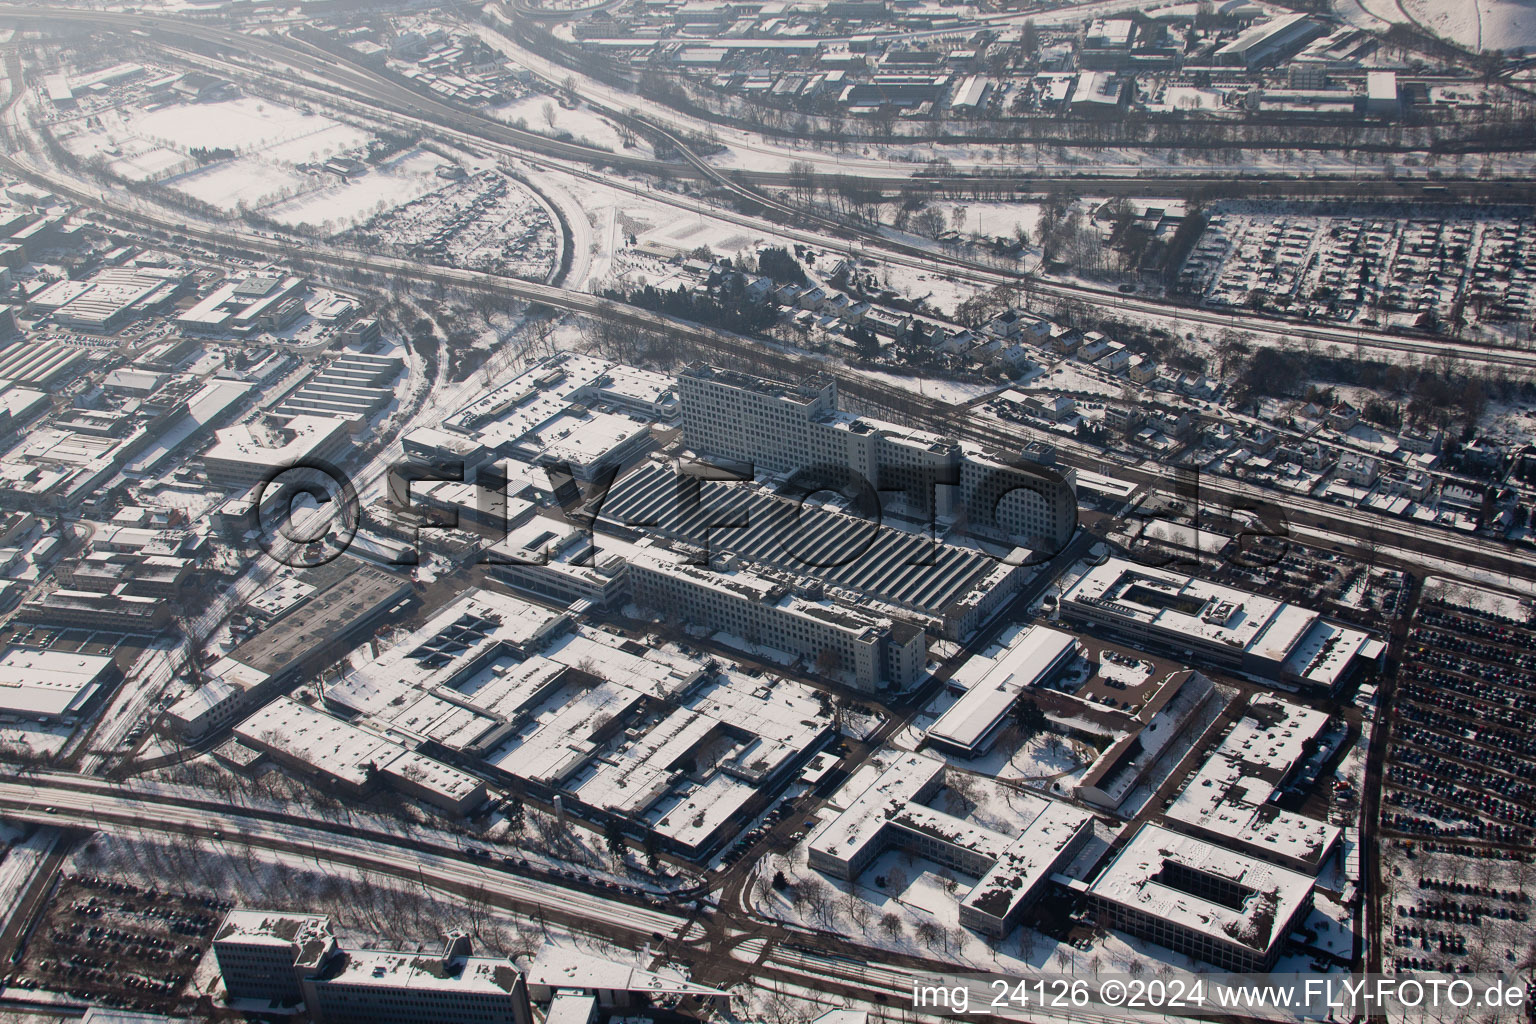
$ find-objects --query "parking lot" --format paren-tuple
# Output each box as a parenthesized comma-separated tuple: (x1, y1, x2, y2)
(1179, 206, 1536, 335)
(345, 169, 558, 280)
(1381, 595, 1536, 972)
(10, 873, 229, 1015)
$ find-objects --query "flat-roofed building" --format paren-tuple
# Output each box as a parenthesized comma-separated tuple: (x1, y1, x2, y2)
(923, 625, 1078, 756)
(235, 697, 488, 815)
(16, 587, 170, 633)
(165, 656, 272, 740)
(676, 364, 1076, 557)
(627, 544, 925, 692)
(1061, 558, 1381, 694)
(203, 415, 349, 489)
(0, 646, 117, 721)
(1074, 669, 1216, 811)
(177, 274, 308, 335)
(808, 750, 1093, 936)
(1163, 695, 1340, 872)
(1086, 822, 1314, 971)
(214, 910, 337, 1006)
(214, 911, 532, 1024)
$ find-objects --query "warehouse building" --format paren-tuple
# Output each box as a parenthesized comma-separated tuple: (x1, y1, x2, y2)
(0, 646, 118, 722)
(922, 624, 1079, 757)
(235, 696, 488, 815)
(597, 460, 1029, 641)
(1213, 13, 1326, 67)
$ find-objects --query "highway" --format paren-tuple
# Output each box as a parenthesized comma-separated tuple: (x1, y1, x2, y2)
(0, 774, 687, 940)
(8, 5, 1536, 380)
(1, 101, 1528, 593)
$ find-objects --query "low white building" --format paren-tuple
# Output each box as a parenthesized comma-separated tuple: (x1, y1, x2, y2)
(923, 624, 1078, 757)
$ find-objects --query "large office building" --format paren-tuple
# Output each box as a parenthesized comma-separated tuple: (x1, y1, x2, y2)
(203, 415, 350, 490)
(1163, 696, 1341, 873)
(213, 911, 532, 1024)
(676, 364, 1076, 554)
(177, 273, 309, 335)
(1060, 558, 1381, 694)
(1085, 822, 1315, 972)
(809, 751, 1093, 936)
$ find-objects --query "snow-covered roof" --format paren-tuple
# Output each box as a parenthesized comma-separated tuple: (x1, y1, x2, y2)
(924, 624, 1076, 753)
(1088, 823, 1313, 954)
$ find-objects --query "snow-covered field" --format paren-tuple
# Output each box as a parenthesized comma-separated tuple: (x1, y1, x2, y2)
(171, 160, 312, 211)
(262, 149, 454, 234)
(1398, 0, 1536, 52)
(51, 97, 463, 234)
(135, 98, 368, 159)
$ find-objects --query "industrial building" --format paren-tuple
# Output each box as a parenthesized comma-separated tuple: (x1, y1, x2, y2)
(166, 656, 272, 740)
(626, 543, 925, 691)
(177, 274, 309, 335)
(1213, 13, 1327, 68)
(0, 646, 118, 721)
(16, 587, 170, 632)
(808, 751, 1093, 936)
(202, 415, 350, 489)
(28, 265, 184, 333)
(597, 460, 1029, 641)
(1060, 558, 1382, 693)
(443, 354, 677, 484)
(274, 352, 404, 425)
(234, 696, 489, 815)
(320, 587, 835, 858)
(1085, 822, 1315, 971)
(676, 364, 1077, 555)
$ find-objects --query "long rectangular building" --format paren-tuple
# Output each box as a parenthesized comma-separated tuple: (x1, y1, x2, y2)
(923, 624, 1078, 756)
(598, 460, 1026, 640)
(1060, 558, 1380, 694)
(627, 544, 925, 692)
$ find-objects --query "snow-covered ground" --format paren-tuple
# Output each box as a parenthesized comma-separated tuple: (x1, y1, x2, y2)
(262, 148, 454, 234)
(491, 96, 649, 156)
(1397, 0, 1536, 52)
(0, 827, 57, 936)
